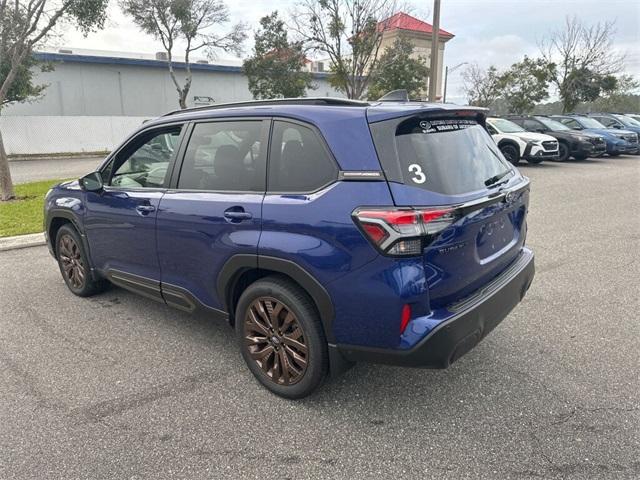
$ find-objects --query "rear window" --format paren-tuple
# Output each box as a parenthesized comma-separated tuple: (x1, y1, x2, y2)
(370, 115, 512, 195)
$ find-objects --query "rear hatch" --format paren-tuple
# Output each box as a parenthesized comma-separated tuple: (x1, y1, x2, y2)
(367, 108, 529, 308)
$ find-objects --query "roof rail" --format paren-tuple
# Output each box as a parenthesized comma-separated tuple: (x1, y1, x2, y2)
(162, 97, 370, 116)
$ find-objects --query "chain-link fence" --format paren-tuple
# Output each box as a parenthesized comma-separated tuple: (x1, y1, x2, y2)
(0, 116, 150, 156)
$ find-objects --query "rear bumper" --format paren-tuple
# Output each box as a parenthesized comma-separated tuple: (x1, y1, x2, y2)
(336, 248, 535, 368)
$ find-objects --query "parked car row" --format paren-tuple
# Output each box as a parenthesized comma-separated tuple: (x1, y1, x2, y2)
(486, 113, 640, 165)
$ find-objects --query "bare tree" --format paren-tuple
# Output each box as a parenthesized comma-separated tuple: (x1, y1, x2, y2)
(0, 0, 108, 201)
(460, 63, 502, 108)
(121, 0, 247, 109)
(540, 16, 625, 113)
(290, 0, 401, 99)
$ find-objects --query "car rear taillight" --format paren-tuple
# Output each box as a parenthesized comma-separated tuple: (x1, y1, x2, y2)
(353, 207, 457, 256)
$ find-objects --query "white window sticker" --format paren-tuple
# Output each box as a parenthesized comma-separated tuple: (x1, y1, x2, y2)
(408, 164, 426, 184)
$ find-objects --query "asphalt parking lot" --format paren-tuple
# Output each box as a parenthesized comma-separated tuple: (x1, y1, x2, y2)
(1, 155, 638, 479)
(9, 156, 104, 184)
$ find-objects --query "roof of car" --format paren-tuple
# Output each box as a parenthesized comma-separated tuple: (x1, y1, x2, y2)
(143, 98, 488, 128)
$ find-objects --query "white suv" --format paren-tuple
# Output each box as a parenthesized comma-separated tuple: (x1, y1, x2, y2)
(486, 117, 559, 165)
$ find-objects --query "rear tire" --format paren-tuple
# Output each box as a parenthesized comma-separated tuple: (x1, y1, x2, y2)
(555, 142, 570, 162)
(55, 225, 107, 297)
(235, 275, 328, 399)
(499, 144, 520, 165)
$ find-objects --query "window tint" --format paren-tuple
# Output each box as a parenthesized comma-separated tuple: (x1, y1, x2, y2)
(559, 118, 580, 129)
(110, 127, 182, 188)
(178, 121, 266, 191)
(524, 119, 541, 131)
(595, 116, 618, 128)
(371, 116, 513, 195)
(268, 121, 338, 192)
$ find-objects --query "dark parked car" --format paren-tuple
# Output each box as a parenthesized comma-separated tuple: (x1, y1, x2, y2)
(551, 115, 638, 156)
(507, 115, 606, 161)
(44, 98, 535, 398)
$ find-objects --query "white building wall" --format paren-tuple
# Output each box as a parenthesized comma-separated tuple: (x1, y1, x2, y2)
(4, 61, 343, 117)
(2, 58, 343, 154)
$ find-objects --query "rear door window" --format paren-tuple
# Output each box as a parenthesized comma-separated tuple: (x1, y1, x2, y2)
(268, 120, 338, 193)
(370, 115, 512, 195)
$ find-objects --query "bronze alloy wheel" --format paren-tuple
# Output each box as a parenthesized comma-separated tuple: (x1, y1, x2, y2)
(58, 234, 86, 290)
(243, 297, 308, 386)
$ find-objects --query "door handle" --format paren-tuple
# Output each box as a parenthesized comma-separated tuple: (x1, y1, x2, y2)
(224, 208, 253, 221)
(135, 205, 156, 215)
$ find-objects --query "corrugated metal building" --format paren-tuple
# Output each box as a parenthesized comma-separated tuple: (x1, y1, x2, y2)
(2, 49, 342, 155)
(4, 49, 342, 117)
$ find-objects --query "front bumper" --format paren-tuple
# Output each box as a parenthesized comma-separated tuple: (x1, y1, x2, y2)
(336, 248, 535, 368)
(523, 143, 558, 160)
(589, 143, 607, 157)
(609, 142, 638, 154)
(573, 141, 595, 156)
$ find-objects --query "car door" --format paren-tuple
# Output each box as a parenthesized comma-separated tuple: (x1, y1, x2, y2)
(156, 119, 269, 312)
(84, 124, 184, 298)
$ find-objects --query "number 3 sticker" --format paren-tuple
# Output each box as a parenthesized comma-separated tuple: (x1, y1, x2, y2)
(408, 164, 426, 184)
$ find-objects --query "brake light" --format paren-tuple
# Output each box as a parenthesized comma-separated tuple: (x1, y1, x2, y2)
(353, 207, 457, 256)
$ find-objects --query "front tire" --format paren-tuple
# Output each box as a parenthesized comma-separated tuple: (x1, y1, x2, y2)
(500, 144, 520, 165)
(236, 276, 328, 399)
(555, 142, 570, 162)
(55, 225, 107, 297)
(573, 153, 588, 161)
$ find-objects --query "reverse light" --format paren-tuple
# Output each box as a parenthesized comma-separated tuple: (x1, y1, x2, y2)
(353, 207, 457, 256)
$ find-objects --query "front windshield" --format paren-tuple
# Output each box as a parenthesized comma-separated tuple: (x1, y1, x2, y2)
(613, 114, 640, 127)
(489, 118, 525, 133)
(537, 117, 570, 131)
(578, 117, 606, 129)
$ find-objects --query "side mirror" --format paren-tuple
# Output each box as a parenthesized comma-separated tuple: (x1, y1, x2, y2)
(537, 128, 546, 133)
(80, 171, 104, 192)
(613, 124, 622, 129)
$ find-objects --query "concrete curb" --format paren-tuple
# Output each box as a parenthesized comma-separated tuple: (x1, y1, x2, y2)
(0, 232, 46, 252)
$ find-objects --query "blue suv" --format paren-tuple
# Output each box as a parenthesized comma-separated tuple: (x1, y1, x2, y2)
(44, 98, 535, 398)
(551, 114, 639, 156)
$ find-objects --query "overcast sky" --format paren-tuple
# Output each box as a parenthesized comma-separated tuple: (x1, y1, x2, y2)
(61, 0, 640, 103)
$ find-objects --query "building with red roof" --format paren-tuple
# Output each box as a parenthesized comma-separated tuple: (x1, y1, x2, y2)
(377, 12, 454, 99)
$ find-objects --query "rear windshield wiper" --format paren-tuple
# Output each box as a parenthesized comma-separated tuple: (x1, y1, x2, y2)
(484, 170, 512, 188)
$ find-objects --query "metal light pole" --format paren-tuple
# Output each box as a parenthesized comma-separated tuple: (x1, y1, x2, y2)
(443, 62, 468, 103)
(428, 0, 441, 102)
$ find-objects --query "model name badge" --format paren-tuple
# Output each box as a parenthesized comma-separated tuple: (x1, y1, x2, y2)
(438, 242, 466, 254)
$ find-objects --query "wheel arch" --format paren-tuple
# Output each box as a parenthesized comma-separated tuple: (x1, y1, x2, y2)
(46, 209, 99, 281)
(47, 209, 83, 258)
(498, 138, 521, 154)
(218, 255, 336, 343)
